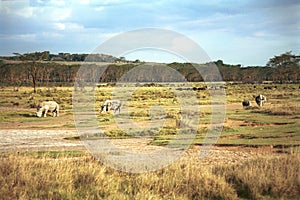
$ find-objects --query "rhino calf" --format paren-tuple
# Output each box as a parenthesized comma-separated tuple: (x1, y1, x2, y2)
(36, 101, 59, 117)
(242, 100, 251, 108)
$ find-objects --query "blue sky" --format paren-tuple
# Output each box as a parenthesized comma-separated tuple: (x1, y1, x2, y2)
(0, 0, 299, 66)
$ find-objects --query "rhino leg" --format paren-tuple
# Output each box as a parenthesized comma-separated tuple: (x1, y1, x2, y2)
(44, 105, 49, 117)
(56, 105, 59, 117)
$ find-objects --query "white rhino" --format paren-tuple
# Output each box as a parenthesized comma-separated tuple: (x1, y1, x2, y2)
(255, 94, 267, 107)
(100, 100, 121, 114)
(36, 101, 59, 117)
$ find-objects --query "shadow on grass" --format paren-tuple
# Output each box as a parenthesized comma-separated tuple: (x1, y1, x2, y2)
(63, 136, 80, 141)
(19, 113, 36, 118)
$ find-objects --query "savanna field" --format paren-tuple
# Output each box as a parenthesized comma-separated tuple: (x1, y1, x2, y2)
(0, 83, 299, 199)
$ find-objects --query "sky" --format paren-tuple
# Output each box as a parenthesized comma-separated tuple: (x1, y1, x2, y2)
(0, 0, 299, 66)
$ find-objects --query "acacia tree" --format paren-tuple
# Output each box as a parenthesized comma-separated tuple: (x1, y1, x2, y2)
(14, 52, 49, 93)
(267, 51, 299, 68)
(266, 51, 300, 83)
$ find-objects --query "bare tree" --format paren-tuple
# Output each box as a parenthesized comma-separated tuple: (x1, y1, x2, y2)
(14, 51, 49, 93)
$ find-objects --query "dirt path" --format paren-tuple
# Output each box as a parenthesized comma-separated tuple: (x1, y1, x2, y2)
(0, 129, 83, 152)
(0, 129, 166, 153)
(0, 129, 274, 168)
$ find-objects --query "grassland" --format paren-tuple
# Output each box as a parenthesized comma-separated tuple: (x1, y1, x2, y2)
(2, 83, 298, 147)
(0, 150, 299, 199)
(0, 83, 299, 199)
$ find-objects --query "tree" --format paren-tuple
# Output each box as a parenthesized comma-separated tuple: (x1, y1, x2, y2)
(266, 52, 300, 83)
(14, 51, 49, 93)
(267, 51, 299, 68)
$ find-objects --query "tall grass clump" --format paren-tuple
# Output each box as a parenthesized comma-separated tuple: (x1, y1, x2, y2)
(214, 154, 300, 199)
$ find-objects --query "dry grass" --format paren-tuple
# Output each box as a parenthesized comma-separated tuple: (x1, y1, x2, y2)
(255, 105, 300, 116)
(0, 84, 299, 199)
(215, 153, 300, 199)
(0, 152, 299, 199)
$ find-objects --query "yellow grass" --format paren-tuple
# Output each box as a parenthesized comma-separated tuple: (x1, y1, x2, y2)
(0, 152, 299, 199)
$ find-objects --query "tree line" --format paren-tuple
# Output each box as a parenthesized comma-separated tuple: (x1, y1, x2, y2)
(0, 51, 118, 62)
(0, 51, 299, 92)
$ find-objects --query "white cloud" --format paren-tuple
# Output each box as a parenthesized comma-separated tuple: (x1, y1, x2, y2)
(173, 12, 238, 32)
(40, 32, 63, 38)
(0, 33, 36, 41)
(48, 0, 66, 7)
(53, 22, 84, 31)
(253, 31, 266, 37)
(95, 6, 104, 11)
(16, 7, 36, 18)
(79, 0, 90, 5)
(16, 34, 36, 41)
(50, 8, 72, 21)
(0, 0, 298, 66)
(65, 23, 84, 31)
(0, 1, 71, 22)
(90, 0, 131, 6)
(0, 3, 11, 14)
(0, 0, 30, 15)
(53, 22, 66, 30)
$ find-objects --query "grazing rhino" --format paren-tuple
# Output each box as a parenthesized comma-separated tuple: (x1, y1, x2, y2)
(36, 101, 59, 117)
(242, 100, 251, 108)
(255, 94, 266, 107)
(100, 100, 121, 114)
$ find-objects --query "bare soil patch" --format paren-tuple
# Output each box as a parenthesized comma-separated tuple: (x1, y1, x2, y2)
(0, 129, 276, 167)
(0, 129, 83, 152)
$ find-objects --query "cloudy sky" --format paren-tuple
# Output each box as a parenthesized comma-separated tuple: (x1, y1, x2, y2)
(0, 0, 299, 66)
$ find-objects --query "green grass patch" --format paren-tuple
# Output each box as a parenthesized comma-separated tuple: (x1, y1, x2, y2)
(0, 110, 39, 123)
(0, 84, 299, 148)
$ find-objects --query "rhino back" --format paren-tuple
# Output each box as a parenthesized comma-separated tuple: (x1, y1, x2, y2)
(41, 101, 58, 111)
